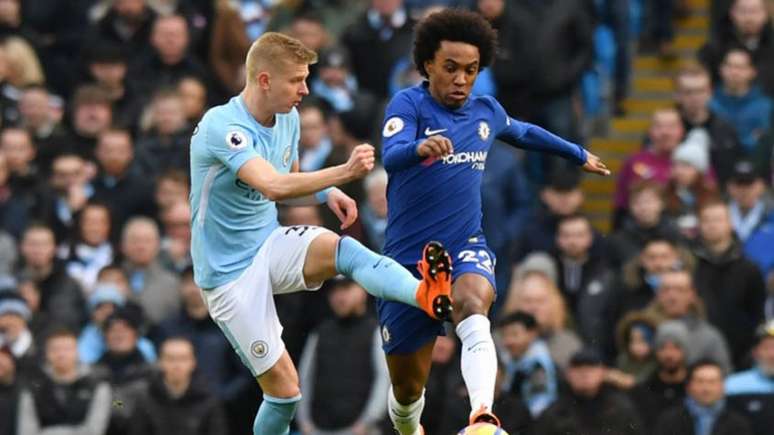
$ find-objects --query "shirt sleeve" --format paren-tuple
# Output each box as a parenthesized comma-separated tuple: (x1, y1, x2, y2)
(381, 91, 423, 172)
(490, 97, 587, 165)
(205, 120, 261, 174)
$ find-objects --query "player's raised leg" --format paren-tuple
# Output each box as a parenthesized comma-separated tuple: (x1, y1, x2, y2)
(452, 273, 500, 426)
(303, 232, 453, 320)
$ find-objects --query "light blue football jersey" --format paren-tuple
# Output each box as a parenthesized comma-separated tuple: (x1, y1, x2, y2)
(189, 95, 299, 289)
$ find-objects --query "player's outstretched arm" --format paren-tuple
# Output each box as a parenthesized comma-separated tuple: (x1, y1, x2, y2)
(237, 144, 375, 201)
(497, 115, 610, 176)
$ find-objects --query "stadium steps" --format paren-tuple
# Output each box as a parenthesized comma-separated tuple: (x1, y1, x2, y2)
(582, 0, 709, 233)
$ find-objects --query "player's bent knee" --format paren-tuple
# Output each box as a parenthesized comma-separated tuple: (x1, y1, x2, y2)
(257, 352, 301, 398)
(453, 294, 491, 320)
(392, 380, 425, 404)
(303, 231, 340, 287)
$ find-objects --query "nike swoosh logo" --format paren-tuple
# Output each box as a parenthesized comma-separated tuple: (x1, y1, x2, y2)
(424, 127, 447, 136)
(373, 258, 383, 269)
(467, 340, 489, 352)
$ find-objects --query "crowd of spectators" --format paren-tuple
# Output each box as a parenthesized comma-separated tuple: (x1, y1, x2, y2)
(0, 0, 773, 434)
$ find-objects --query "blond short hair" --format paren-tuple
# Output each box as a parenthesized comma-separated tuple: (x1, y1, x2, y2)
(245, 32, 317, 85)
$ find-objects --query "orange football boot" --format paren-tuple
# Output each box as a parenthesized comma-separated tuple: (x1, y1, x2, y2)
(415, 241, 453, 321)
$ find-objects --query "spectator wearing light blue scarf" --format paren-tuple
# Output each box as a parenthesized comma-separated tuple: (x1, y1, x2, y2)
(78, 283, 156, 364)
(498, 311, 558, 418)
(653, 359, 752, 435)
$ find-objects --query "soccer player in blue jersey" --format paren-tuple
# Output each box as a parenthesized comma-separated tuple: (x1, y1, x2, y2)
(189, 33, 454, 435)
(378, 9, 610, 433)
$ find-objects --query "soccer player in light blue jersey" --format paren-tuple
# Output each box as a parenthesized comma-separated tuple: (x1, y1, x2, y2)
(377, 9, 610, 433)
(189, 33, 453, 435)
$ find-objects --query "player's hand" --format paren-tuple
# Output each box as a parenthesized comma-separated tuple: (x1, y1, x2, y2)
(327, 188, 358, 230)
(345, 144, 375, 180)
(582, 151, 611, 176)
(417, 135, 454, 158)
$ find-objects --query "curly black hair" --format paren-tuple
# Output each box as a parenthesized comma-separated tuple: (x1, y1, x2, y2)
(413, 8, 498, 78)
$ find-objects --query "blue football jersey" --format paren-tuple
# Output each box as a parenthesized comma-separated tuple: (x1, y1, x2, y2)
(189, 95, 299, 289)
(381, 82, 586, 265)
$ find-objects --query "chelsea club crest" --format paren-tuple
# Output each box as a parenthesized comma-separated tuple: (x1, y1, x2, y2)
(478, 121, 490, 141)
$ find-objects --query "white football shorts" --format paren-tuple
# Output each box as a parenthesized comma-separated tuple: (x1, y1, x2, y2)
(201, 225, 333, 376)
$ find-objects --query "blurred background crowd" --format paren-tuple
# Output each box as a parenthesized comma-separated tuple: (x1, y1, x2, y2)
(0, 0, 772, 434)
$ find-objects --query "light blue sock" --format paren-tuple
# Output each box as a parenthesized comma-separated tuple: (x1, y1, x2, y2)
(253, 394, 301, 435)
(335, 236, 420, 307)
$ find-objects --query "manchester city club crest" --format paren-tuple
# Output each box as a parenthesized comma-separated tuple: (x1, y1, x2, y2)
(283, 146, 292, 167)
(478, 121, 490, 141)
(250, 340, 269, 358)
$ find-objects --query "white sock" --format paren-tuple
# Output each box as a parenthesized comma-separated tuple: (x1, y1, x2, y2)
(388, 386, 425, 435)
(456, 314, 497, 414)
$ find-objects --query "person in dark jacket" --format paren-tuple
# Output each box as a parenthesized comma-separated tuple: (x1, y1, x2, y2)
(95, 308, 154, 435)
(693, 199, 766, 367)
(630, 321, 690, 433)
(654, 359, 753, 435)
(489, 0, 593, 182)
(130, 337, 227, 435)
(89, 0, 157, 58)
(552, 214, 613, 352)
(340, 0, 414, 98)
(675, 63, 743, 186)
(128, 14, 210, 100)
(91, 127, 156, 233)
(296, 278, 388, 434)
(487, 0, 593, 129)
(155, 267, 254, 435)
(515, 171, 590, 260)
(1, 128, 43, 206)
(18, 224, 86, 331)
(134, 89, 192, 178)
(699, 0, 774, 96)
(725, 320, 774, 435)
(79, 42, 145, 131)
(62, 85, 114, 162)
(533, 348, 644, 435)
(17, 327, 112, 435)
(608, 181, 682, 269)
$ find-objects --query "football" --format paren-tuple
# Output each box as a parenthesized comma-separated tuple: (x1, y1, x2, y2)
(457, 422, 509, 435)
